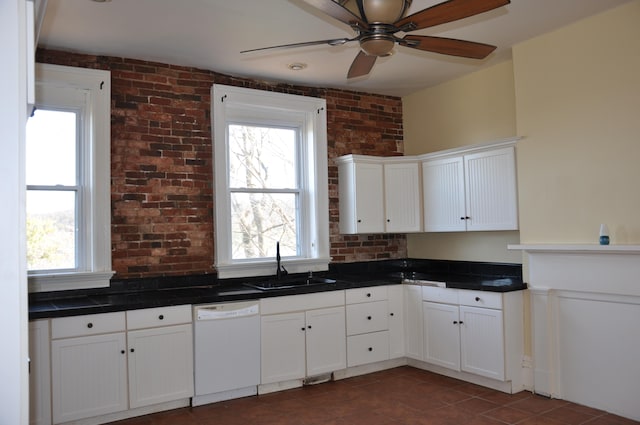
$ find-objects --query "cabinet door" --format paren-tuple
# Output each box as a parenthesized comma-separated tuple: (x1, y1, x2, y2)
(29, 320, 51, 425)
(422, 157, 466, 232)
(261, 312, 306, 384)
(404, 285, 424, 360)
(464, 147, 518, 231)
(460, 306, 505, 380)
(387, 285, 405, 359)
(423, 302, 460, 371)
(384, 162, 422, 233)
(305, 306, 346, 376)
(127, 324, 194, 409)
(339, 160, 384, 234)
(51, 333, 127, 423)
(353, 162, 384, 233)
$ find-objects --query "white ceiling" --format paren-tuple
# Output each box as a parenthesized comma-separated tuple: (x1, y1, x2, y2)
(39, 0, 631, 97)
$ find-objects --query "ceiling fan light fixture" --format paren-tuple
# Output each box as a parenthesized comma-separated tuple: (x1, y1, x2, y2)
(287, 62, 307, 71)
(359, 0, 410, 24)
(360, 34, 395, 56)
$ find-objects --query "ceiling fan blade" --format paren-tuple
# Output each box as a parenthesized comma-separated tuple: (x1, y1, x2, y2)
(241, 38, 352, 54)
(347, 51, 377, 79)
(401, 35, 496, 59)
(395, 0, 510, 32)
(301, 0, 368, 29)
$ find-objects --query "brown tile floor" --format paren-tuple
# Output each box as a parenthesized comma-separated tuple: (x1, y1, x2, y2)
(114, 366, 638, 425)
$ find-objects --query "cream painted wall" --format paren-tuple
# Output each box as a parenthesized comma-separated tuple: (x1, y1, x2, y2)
(513, 1, 640, 244)
(403, 60, 517, 155)
(402, 61, 520, 263)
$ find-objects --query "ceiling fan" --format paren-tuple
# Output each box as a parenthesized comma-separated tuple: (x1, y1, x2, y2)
(241, 0, 510, 79)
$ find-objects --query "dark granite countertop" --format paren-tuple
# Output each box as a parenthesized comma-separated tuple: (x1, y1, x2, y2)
(29, 259, 526, 320)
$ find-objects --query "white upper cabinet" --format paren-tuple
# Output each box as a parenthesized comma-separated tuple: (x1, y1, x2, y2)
(384, 162, 422, 233)
(338, 158, 385, 234)
(337, 155, 421, 234)
(422, 156, 466, 232)
(422, 141, 519, 232)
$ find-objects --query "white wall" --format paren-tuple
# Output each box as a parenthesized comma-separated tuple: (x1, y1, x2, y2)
(0, 0, 30, 423)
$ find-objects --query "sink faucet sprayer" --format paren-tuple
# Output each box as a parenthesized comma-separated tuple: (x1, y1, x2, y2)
(276, 241, 288, 279)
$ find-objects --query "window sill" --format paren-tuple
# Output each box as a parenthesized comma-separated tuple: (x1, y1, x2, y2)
(28, 270, 115, 293)
(216, 258, 331, 279)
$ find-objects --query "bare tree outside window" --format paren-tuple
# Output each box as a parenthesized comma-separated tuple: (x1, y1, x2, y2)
(228, 124, 299, 260)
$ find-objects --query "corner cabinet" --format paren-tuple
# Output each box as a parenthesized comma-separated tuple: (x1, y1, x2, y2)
(422, 287, 524, 390)
(422, 141, 519, 232)
(336, 155, 422, 234)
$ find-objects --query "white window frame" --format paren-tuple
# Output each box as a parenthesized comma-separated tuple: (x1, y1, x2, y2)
(28, 63, 113, 292)
(212, 84, 330, 279)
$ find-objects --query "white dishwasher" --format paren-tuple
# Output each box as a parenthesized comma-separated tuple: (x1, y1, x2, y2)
(192, 300, 260, 406)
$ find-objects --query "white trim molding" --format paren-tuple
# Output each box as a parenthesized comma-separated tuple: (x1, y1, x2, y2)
(511, 244, 640, 421)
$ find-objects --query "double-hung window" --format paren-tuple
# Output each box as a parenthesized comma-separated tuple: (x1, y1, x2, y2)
(212, 85, 330, 278)
(26, 64, 112, 291)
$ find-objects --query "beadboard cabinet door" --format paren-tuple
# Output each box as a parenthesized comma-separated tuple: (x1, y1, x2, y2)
(51, 332, 128, 423)
(338, 160, 385, 234)
(464, 147, 518, 231)
(127, 324, 194, 409)
(422, 146, 518, 232)
(383, 162, 422, 233)
(422, 156, 466, 232)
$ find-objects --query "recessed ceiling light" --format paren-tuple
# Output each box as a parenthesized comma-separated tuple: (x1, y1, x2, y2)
(288, 63, 307, 71)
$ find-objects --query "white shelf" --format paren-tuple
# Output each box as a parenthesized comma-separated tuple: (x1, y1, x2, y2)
(508, 244, 640, 254)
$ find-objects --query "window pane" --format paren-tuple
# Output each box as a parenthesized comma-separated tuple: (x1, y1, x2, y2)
(228, 124, 296, 189)
(27, 191, 76, 271)
(26, 109, 77, 186)
(230, 193, 297, 259)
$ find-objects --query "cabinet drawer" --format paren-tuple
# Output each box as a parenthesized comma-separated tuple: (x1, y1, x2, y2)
(347, 331, 390, 367)
(345, 286, 388, 304)
(127, 305, 192, 330)
(422, 286, 458, 304)
(52, 312, 125, 339)
(346, 301, 389, 335)
(458, 291, 502, 309)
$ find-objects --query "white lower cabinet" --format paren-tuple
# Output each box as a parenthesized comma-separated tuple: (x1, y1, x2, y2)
(345, 285, 403, 367)
(260, 291, 346, 386)
(387, 285, 405, 359)
(403, 284, 424, 361)
(422, 287, 522, 386)
(51, 312, 128, 424)
(126, 305, 194, 409)
(50, 305, 193, 424)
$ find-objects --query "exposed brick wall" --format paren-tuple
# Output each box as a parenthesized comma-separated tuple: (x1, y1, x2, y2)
(37, 49, 407, 279)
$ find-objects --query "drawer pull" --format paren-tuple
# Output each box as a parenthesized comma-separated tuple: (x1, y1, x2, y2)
(308, 325, 312, 329)
(453, 321, 458, 324)
(368, 347, 373, 352)
(367, 316, 372, 320)
(390, 312, 394, 316)
(475, 297, 481, 302)
(366, 293, 371, 297)
(130, 348, 135, 353)
(301, 327, 306, 331)
(158, 314, 164, 320)
(121, 350, 125, 354)
(87, 323, 93, 329)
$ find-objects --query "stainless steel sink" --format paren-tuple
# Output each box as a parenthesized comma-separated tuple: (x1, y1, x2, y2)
(244, 277, 336, 291)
